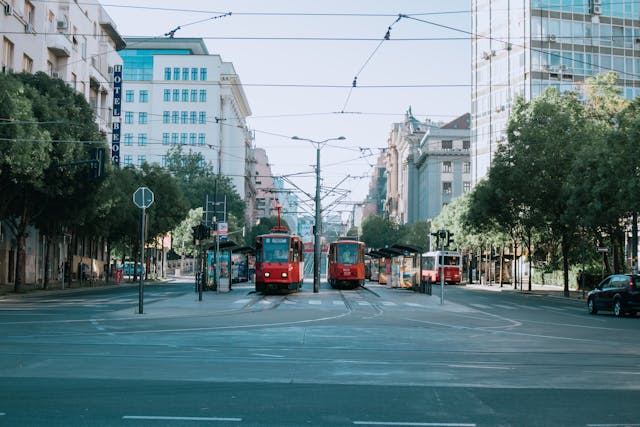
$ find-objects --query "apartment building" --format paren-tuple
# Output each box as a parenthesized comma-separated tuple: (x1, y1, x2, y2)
(472, 0, 640, 183)
(0, 0, 125, 285)
(119, 37, 255, 214)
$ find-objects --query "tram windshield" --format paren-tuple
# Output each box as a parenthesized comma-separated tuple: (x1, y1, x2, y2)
(263, 237, 290, 262)
(337, 243, 359, 264)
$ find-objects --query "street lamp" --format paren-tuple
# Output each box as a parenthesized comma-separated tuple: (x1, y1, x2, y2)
(291, 135, 346, 293)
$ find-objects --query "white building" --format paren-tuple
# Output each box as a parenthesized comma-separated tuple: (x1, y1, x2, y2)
(119, 37, 255, 205)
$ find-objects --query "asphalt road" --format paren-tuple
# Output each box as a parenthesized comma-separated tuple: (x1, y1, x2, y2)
(0, 279, 639, 426)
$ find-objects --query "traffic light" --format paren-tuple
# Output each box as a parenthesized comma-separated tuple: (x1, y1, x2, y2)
(90, 147, 105, 179)
(447, 231, 454, 247)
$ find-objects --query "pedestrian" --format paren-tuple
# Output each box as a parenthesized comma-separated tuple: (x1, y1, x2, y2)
(576, 269, 583, 291)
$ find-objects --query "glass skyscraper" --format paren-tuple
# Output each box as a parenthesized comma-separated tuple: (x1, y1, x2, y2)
(472, 0, 640, 183)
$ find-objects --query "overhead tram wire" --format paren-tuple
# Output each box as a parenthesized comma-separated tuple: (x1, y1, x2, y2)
(339, 14, 403, 113)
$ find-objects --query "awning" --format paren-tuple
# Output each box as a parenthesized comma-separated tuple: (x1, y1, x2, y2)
(390, 243, 424, 255)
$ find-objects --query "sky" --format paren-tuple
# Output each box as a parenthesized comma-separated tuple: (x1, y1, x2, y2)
(103, 0, 472, 221)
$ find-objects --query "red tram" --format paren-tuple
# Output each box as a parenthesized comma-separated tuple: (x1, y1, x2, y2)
(255, 225, 304, 293)
(328, 238, 366, 289)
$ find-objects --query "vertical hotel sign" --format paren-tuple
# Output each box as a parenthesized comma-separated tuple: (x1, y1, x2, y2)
(111, 64, 123, 167)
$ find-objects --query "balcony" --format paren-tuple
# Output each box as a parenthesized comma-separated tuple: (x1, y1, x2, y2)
(47, 33, 72, 57)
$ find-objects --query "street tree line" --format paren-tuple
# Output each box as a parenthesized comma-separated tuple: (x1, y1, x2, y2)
(0, 72, 245, 291)
(360, 73, 640, 296)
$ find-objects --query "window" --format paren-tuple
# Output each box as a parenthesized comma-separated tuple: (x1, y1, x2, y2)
(191, 67, 198, 80)
(200, 68, 207, 80)
(162, 133, 169, 145)
(124, 133, 133, 146)
(138, 112, 148, 124)
(138, 133, 147, 146)
(162, 155, 168, 167)
(124, 155, 132, 166)
(463, 161, 471, 173)
(164, 67, 171, 80)
(125, 90, 134, 102)
(442, 161, 452, 173)
(199, 90, 207, 102)
(190, 90, 198, 102)
(173, 67, 180, 80)
(189, 133, 196, 145)
(463, 140, 470, 149)
(125, 112, 134, 124)
(137, 155, 146, 167)
(172, 89, 179, 102)
(441, 140, 453, 150)
(181, 111, 188, 124)
(171, 111, 179, 124)
(182, 67, 189, 80)
(22, 54, 33, 73)
(2, 37, 15, 72)
(198, 133, 206, 145)
(442, 182, 452, 194)
(139, 90, 148, 103)
(181, 89, 189, 102)
(190, 111, 197, 124)
(463, 181, 471, 193)
(180, 133, 188, 145)
(199, 111, 207, 124)
(171, 133, 179, 145)
(163, 111, 170, 123)
(163, 89, 170, 101)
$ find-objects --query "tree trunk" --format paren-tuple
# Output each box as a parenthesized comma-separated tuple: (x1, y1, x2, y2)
(562, 233, 570, 297)
(43, 234, 52, 289)
(105, 239, 112, 284)
(512, 240, 518, 290)
(13, 193, 30, 293)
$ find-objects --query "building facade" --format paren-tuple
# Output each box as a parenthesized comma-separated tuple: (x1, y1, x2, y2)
(409, 113, 471, 222)
(0, 0, 125, 285)
(119, 37, 255, 209)
(472, 0, 640, 183)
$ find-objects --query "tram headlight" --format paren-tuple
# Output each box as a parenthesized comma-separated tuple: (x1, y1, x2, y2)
(264, 272, 270, 278)
(281, 272, 288, 278)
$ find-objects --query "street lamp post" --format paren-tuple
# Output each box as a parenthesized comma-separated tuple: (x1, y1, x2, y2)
(291, 135, 346, 293)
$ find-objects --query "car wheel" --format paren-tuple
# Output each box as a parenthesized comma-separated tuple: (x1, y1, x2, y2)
(588, 298, 598, 315)
(614, 299, 625, 317)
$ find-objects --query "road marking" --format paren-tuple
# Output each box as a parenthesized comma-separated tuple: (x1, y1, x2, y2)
(381, 301, 396, 306)
(123, 415, 242, 422)
(353, 422, 476, 426)
(493, 304, 517, 309)
(404, 302, 423, 307)
(586, 424, 640, 427)
(252, 353, 285, 358)
(233, 299, 251, 304)
(308, 300, 322, 305)
(357, 301, 371, 306)
(333, 300, 345, 305)
(283, 300, 297, 304)
(469, 303, 491, 309)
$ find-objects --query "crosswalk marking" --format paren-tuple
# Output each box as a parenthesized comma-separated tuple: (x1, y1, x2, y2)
(308, 300, 321, 305)
(381, 301, 396, 306)
(470, 303, 491, 309)
(494, 304, 517, 309)
(333, 300, 344, 305)
(357, 301, 371, 306)
(233, 299, 251, 304)
(404, 302, 424, 308)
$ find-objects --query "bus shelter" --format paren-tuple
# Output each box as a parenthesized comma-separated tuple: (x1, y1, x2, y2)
(374, 247, 406, 288)
(389, 244, 424, 289)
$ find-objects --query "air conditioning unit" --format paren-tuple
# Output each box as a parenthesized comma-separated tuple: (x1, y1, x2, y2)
(52, 71, 60, 79)
(593, 0, 602, 5)
(3, 4, 13, 15)
(24, 23, 34, 33)
(548, 35, 557, 42)
(592, 5, 602, 14)
(56, 20, 67, 30)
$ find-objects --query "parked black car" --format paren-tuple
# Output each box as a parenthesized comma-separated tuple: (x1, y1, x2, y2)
(587, 274, 640, 317)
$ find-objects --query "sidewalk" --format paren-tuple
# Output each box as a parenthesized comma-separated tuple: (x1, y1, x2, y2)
(465, 281, 587, 301)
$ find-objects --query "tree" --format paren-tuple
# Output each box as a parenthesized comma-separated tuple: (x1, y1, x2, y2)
(360, 215, 404, 249)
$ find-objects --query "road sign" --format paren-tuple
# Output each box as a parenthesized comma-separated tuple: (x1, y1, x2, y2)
(596, 247, 608, 253)
(217, 222, 228, 236)
(133, 187, 154, 209)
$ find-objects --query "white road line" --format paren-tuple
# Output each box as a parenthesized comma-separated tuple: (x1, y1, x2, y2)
(252, 353, 285, 358)
(233, 299, 251, 304)
(404, 302, 423, 307)
(447, 364, 513, 370)
(333, 300, 345, 305)
(123, 415, 242, 422)
(308, 300, 322, 305)
(357, 301, 371, 306)
(381, 301, 397, 306)
(469, 303, 491, 309)
(586, 424, 640, 427)
(354, 422, 476, 426)
(494, 304, 517, 309)
(283, 300, 297, 304)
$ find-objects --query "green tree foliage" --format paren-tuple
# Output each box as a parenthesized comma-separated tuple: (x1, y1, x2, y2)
(246, 216, 290, 245)
(360, 215, 404, 249)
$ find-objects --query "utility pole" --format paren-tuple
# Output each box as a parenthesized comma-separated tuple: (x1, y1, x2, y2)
(291, 136, 346, 293)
